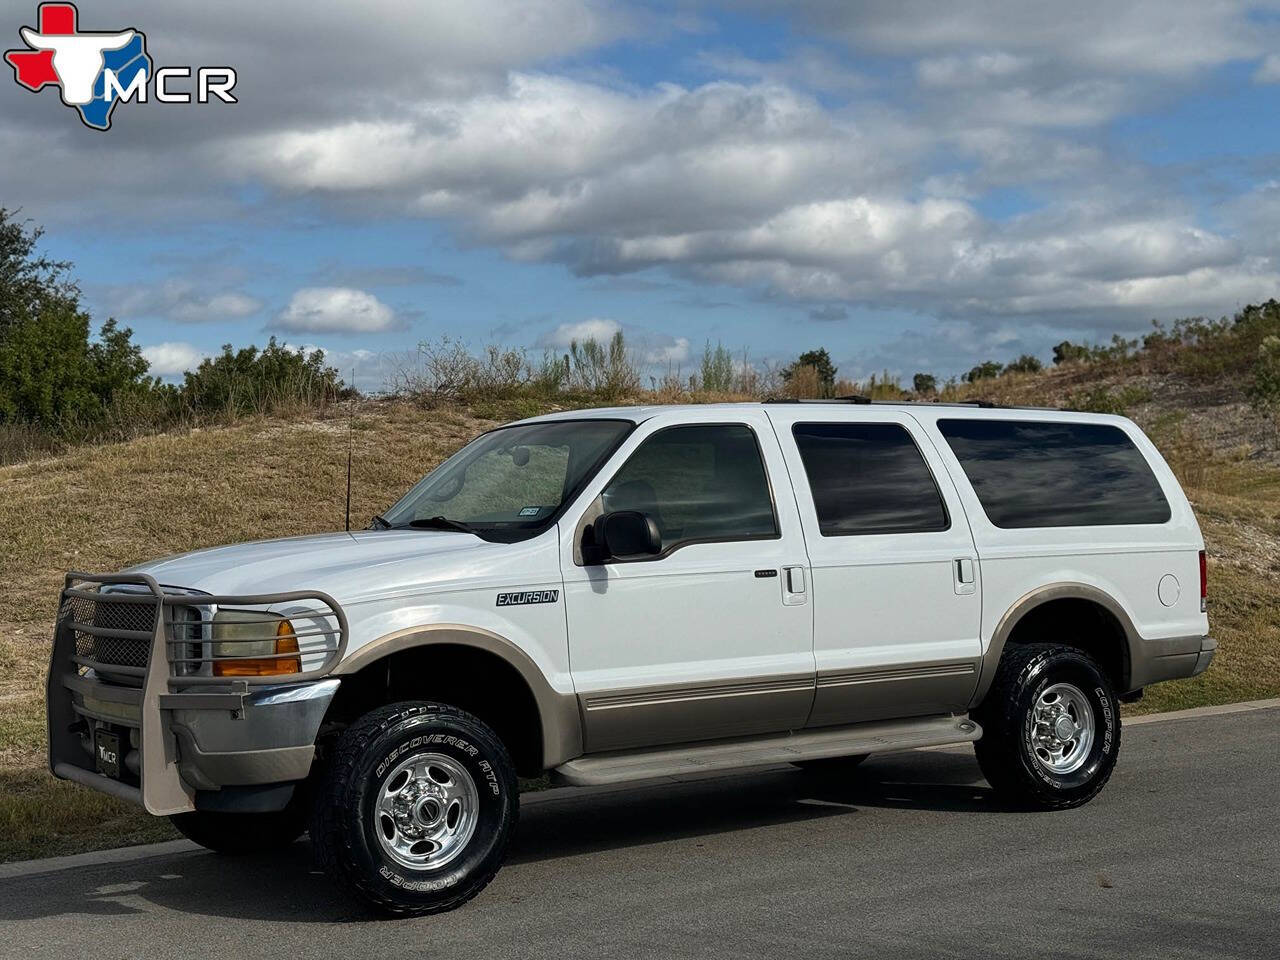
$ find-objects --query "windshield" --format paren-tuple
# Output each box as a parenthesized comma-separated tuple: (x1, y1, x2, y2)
(379, 419, 633, 541)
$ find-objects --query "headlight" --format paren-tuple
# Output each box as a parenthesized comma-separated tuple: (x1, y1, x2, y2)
(211, 609, 300, 677)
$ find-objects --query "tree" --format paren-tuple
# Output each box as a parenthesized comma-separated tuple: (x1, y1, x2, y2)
(1003, 353, 1043, 375)
(0, 210, 152, 425)
(965, 360, 1003, 383)
(912, 372, 937, 394)
(700, 341, 735, 392)
(1052, 341, 1090, 365)
(0, 207, 75, 333)
(783, 348, 836, 397)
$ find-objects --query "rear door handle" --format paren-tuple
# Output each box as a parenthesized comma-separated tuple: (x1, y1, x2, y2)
(954, 557, 977, 596)
(783, 565, 807, 605)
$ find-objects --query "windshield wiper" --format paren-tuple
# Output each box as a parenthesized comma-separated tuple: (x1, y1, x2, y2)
(368, 514, 392, 530)
(406, 515, 477, 535)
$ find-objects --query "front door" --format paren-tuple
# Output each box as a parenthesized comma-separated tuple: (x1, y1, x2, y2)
(560, 410, 814, 753)
(767, 408, 983, 726)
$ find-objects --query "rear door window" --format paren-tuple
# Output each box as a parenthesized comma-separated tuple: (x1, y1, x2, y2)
(937, 419, 1171, 528)
(791, 422, 950, 536)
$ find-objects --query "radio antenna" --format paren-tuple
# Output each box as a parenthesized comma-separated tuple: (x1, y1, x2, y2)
(344, 365, 354, 531)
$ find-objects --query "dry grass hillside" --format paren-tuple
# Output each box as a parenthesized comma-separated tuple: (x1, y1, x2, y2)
(2, 369, 1279, 862)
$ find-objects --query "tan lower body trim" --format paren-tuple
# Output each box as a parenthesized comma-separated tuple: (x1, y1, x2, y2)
(580, 673, 815, 753)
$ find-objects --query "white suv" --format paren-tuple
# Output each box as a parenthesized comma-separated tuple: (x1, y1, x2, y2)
(48, 401, 1214, 914)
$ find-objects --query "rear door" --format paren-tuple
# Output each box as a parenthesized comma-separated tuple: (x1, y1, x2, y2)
(559, 409, 815, 752)
(767, 407, 982, 726)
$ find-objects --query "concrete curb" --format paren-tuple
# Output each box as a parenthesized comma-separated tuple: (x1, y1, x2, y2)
(3, 696, 1278, 881)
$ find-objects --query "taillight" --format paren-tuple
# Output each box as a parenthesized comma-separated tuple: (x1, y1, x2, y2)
(1199, 550, 1207, 613)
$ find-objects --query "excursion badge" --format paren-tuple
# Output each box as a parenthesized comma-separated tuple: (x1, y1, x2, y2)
(496, 590, 560, 606)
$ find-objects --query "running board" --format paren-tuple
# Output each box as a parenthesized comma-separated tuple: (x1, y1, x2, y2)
(553, 714, 981, 787)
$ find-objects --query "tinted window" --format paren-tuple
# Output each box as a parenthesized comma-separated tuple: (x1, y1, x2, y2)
(938, 419, 1171, 528)
(792, 422, 949, 536)
(601, 424, 778, 554)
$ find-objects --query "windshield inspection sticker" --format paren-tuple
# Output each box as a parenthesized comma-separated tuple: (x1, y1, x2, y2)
(517, 506, 541, 517)
(496, 590, 559, 606)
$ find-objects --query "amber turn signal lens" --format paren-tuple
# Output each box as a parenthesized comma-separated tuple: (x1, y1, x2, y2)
(212, 619, 301, 677)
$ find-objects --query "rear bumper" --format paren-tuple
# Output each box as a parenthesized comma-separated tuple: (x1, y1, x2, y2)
(1128, 634, 1216, 691)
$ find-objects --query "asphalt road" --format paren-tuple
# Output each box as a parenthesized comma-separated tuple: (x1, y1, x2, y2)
(2, 704, 1277, 960)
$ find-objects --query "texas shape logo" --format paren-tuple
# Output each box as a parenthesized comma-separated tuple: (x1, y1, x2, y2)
(5, 3, 149, 130)
(6, 3, 237, 132)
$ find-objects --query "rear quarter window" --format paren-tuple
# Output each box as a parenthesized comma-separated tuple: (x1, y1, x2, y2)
(937, 419, 1171, 528)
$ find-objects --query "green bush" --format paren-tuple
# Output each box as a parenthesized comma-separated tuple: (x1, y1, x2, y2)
(181, 339, 344, 418)
(783, 348, 836, 398)
(912, 372, 937, 394)
(1069, 384, 1152, 416)
(1248, 336, 1280, 410)
(700, 341, 735, 392)
(965, 360, 1002, 382)
(1003, 353, 1043, 375)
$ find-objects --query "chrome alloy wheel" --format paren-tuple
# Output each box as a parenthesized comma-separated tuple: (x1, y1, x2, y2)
(1029, 682, 1095, 775)
(375, 753, 479, 871)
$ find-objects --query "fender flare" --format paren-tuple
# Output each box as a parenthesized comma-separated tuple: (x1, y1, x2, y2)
(972, 583, 1139, 705)
(333, 623, 582, 770)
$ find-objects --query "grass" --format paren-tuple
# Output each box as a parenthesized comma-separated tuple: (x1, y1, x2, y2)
(1, 391, 1278, 863)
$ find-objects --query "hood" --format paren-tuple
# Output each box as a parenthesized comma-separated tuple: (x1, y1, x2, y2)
(130, 529, 497, 601)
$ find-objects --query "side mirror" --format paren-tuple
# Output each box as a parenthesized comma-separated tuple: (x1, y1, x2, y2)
(591, 511, 661, 561)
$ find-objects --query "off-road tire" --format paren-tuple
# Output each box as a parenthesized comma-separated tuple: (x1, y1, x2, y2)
(792, 754, 869, 773)
(169, 798, 309, 854)
(311, 701, 518, 916)
(973, 643, 1120, 810)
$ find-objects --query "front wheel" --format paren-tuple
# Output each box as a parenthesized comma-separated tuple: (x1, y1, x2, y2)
(973, 643, 1120, 810)
(311, 701, 518, 916)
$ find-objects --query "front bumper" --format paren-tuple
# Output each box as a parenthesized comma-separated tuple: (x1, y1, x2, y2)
(48, 572, 347, 816)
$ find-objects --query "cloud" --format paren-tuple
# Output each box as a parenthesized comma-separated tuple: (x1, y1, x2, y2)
(101, 280, 262, 324)
(537, 317, 622, 348)
(639, 335, 691, 366)
(808, 304, 849, 322)
(755, 1, 1273, 77)
(313, 264, 463, 287)
(5, 0, 1280, 359)
(275, 288, 401, 334)
(142, 342, 205, 377)
(694, 46, 869, 93)
(1255, 54, 1280, 83)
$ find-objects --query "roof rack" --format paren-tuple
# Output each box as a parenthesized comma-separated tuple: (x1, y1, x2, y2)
(764, 396, 1001, 408)
(765, 395, 873, 405)
(759, 397, 1063, 411)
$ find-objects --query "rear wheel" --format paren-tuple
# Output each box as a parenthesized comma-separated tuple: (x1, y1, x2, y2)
(311, 701, 518, 916)
(973, 643, 1120, 809)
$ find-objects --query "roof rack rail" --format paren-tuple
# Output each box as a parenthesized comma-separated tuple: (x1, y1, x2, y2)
(764, 395, 872, 405)
(759, 397, 1064, 411)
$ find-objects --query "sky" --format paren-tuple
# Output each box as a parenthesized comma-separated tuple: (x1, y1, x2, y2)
(3, 0, 1280, 390)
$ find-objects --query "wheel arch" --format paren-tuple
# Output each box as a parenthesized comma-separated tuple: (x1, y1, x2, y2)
(327, 624, 582, 775)
(973, 583, 1139, 705)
